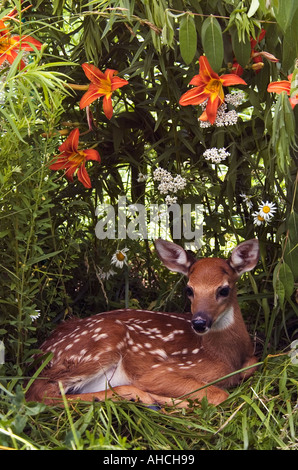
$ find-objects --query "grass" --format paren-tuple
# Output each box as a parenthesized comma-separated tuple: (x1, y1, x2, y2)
(0, 353, 297, 450)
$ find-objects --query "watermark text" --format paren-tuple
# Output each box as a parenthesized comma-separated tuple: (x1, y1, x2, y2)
(95, 197, 203, 249)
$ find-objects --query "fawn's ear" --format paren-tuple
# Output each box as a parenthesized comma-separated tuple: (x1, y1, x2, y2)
(155, 239, 196, 276)
(228, 239, 259, 276)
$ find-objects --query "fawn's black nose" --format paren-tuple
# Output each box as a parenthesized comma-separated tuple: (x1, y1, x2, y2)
(191, 312, 212, 334)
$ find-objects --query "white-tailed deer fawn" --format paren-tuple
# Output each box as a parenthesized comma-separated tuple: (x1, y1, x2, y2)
(26, 239, 259, 407)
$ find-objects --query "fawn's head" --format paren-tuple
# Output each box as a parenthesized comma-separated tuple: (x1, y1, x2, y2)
(155, 239, 259, 335)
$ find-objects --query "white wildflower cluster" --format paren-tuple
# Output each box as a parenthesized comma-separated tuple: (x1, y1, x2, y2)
(200, 101, 239, 128)
(165, 194, 178, 205)
(153, 167, 187, 204)
(225, 91, 246, 107)
(199, 91, 245, 128)
(203, 147, 231, 164)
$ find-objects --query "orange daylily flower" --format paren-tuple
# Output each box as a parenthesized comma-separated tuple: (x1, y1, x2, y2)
(267, 74, 298, 109)
(0, 19, 42, 69)
(79, 63, 129, 120)
(179, 56, 247, 124)
(49, 128, 101, 188)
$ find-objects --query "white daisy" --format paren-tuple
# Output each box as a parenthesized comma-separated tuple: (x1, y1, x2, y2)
(111, 248, 129, 268)
(137, 172, 148, 183)
(30, 310, 41, 322)
(98, 268, 117, 280)
(252, 211, 265, 226)
(258, 201, 277, 221)
(240, 193, 253, 209)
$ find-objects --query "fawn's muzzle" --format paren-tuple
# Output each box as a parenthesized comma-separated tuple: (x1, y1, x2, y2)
(191, 312, 212, 334)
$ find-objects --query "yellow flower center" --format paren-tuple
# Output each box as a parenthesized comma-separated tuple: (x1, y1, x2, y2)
(258, 215, 265, 221)
(262, 205, 270, 213)
(68, 150, 86, 166)
(0, 35, 13, 54)
(116, 251, 125, 261)
(98, 77, 112, 96)
(205, 78, 224, 101)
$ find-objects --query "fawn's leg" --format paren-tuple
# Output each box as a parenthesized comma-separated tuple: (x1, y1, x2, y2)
(66, 384, 228, 407)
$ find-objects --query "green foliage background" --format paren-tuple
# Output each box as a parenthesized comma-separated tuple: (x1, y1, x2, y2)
(0, 0, 297, 450)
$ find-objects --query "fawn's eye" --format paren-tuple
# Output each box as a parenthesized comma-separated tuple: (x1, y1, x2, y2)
(217, 286, 230, 298)
(185, 286, 194, 297)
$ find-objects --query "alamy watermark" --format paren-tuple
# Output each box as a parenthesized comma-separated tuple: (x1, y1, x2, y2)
(95, 196, 203, 249)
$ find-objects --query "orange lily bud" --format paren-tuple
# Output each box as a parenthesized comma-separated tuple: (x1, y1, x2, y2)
(251, 62, 264, 71)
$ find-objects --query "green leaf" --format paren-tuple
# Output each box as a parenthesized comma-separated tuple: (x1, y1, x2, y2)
(179, 14, 197, 65)
(288, 212, 298, 243)
(273, 261, 295, 305)
(26, 251, 63, 267)
(101, 12, 116, 39)
(231, 27, 251, 67)
(281, 5, 298, 71)
(279, 262, 295, 299)
(0, 230, 10, 238)
(273, 278, 285, 306)
(201, 16, 223, 73)
(247, 0, 260, 17)
(284, 212, 298, 280)
(271, 91, 295, 173)
(0, 107, 25, 142)
(273, 0, 298, 32)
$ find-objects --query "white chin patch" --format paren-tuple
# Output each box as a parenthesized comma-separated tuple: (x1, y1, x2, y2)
(212, 306, 235, 331)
